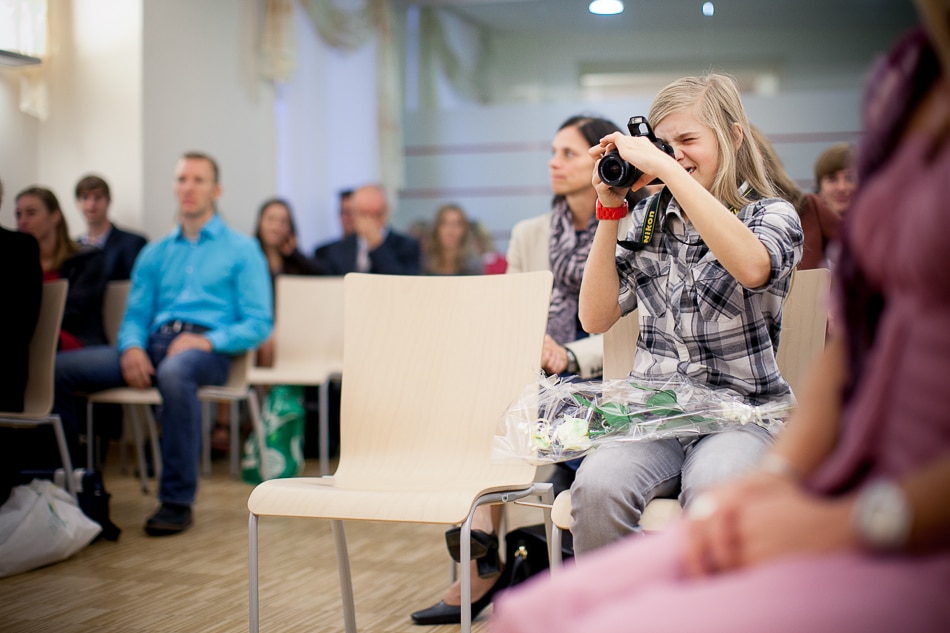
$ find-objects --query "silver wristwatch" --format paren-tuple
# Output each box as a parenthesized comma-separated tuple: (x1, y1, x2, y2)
(851, 479, 912, 552)
(565, 348, 580, 375)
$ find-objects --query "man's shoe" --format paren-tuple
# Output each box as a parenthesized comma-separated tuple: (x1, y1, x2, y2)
(144, 503, 192, 536)
(410, 573, 507, 625)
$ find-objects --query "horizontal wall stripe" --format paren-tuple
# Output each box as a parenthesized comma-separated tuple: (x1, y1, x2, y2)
(399, 185, 550, 199)
(405, 141, 550, 156)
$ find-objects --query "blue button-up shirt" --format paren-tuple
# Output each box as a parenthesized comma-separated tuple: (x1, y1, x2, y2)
(118, 214, 273, 355)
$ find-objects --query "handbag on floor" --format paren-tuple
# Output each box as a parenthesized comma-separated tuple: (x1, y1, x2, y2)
(503, 523, 574, 588)
(0, 479, 102, 578)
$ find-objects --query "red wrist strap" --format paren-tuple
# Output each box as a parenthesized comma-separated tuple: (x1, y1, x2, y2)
(596, 199, 629, 221)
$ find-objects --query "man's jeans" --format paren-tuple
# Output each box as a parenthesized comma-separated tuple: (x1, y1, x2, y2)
(55, 331, 230, 506)
(570, 424, 773, 554)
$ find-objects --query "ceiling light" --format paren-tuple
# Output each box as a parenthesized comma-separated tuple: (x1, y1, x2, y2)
(703, 2, 715, 17)
(589, 0, 624, 16)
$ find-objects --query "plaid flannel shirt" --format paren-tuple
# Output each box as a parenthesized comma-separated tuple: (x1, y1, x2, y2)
(616, 193, 804, 405)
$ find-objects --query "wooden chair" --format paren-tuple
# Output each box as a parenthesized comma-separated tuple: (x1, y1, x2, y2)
(0, 280, 77, 499)
(87, 280, 267, 490)
(246, 275, 345, 476)
(549, 268, 833, 568)
(86, 280, 162, 493)
(247, 271, 555, 633)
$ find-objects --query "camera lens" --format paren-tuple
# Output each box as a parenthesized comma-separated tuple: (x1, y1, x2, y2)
(598, 151, 641, 189)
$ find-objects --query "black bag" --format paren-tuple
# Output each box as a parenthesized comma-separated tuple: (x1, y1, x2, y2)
(503, 523, 573, 588)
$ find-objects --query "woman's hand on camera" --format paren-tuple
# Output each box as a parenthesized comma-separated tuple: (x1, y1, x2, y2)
(598, 131, 677, 185)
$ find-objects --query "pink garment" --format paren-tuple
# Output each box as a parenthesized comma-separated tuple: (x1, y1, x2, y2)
(492, 30, 950, 633)
(492, 524, 950, 633)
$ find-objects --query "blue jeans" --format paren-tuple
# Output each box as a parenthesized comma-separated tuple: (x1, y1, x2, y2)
(55, 332, 230, 506)
(570, 424, 773, 554)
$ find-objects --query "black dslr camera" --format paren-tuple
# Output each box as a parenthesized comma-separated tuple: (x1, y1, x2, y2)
(597, 116, 675, 189)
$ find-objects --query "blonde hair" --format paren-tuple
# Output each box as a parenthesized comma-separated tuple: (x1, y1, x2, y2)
(425, 204, 476, 274)
(648, 73, 775, 210)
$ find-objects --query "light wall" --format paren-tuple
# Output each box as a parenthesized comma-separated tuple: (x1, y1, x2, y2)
(0, 0, 277, 242)
(0, 0, 142, 233)
(142, 0, 275, 240)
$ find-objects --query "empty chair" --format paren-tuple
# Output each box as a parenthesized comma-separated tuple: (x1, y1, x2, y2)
(247, 271, 555, 633)
(246, 275, 344, 476)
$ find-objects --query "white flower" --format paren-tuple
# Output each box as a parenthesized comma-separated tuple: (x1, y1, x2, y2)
(719, 401, 755, 424)
(554, 417, 592, 451)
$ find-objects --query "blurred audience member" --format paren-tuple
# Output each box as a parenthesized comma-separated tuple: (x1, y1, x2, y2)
(75, 174, 148, 280)
(16, 186, 107, 349)
(814, 142, 856, 217)
(754, 128, 841, 269)
(54, 151, 272, 536)
(423, 204, 483, 275)
(312, 184, 421, 275)
(313, 189, 355, 260)
(473, 222, 507, 275)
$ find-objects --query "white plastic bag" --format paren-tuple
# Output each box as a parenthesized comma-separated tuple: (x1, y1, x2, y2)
(0, 479, 101, 578)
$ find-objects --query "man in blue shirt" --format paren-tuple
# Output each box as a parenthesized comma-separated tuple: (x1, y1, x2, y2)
(55, 152, 273, 536)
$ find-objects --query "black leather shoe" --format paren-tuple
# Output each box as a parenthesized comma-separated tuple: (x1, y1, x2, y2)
(410, 573, 507, 626)
(144, 503, 192, 536)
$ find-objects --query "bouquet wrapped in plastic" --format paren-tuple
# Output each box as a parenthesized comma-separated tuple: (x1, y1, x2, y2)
(494, 373, 795, 465)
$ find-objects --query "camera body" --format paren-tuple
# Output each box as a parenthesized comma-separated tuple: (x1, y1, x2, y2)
(597, 116, 675, 189)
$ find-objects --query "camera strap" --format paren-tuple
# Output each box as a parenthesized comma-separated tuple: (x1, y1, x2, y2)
(617, 187, 672, 251)
(617, 184, 756, 252)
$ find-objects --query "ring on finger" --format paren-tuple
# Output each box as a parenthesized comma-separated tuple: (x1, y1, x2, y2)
(687, 493, 719, 521)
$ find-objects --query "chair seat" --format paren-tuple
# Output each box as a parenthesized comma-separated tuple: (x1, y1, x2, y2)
(197, 385, 251, 399)
(640, 498, 682, 531)
(248, 476, 542, 524)
(246, 364, 342, 386)
(87, 387, 162, 405)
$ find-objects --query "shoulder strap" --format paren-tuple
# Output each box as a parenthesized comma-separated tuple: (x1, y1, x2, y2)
(617, 187, 672, 252)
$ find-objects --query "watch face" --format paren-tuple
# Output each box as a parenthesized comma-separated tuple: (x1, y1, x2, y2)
(855, 481, 911, 550)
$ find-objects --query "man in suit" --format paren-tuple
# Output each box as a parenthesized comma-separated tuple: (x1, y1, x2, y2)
(312, 184, 420, 275)
(75, 174, 148, 280)
(56, 153, 273, 536)
(312, 188, 355, 263)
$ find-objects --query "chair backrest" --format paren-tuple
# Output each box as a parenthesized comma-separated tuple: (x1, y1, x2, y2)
(271, 275, 344, 370)
(601, 268, 832, 393)
(334, 271, 553, 497)
(102, 280, 131, 346)
(602, 310, 640, 380)
(20, 280, 68, 417)
(775, 267, 832, 394)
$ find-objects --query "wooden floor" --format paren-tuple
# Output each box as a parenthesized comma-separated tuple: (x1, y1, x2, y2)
(0, 447, 549, 632)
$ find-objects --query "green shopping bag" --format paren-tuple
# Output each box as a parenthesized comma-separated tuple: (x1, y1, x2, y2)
(241, 385, 306, 484)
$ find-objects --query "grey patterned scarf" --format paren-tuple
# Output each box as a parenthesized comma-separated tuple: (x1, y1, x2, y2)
(547, 198, 598, 345)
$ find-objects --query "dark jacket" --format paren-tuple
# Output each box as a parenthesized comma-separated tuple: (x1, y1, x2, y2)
(60, 246, 108, 347)
(312, 230, 421, 276)
(100, 224, 148, 281)
(0, 229, 42, 412)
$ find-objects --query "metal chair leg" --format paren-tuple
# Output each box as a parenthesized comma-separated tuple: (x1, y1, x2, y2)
(249, 513, 259, 633)
(332, 520, 357, 633)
